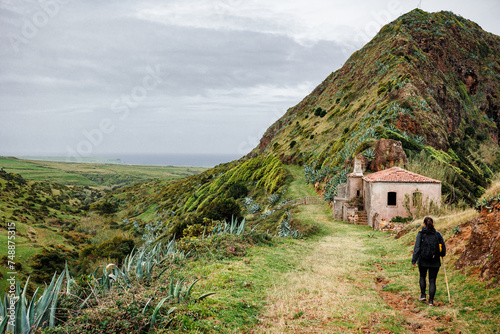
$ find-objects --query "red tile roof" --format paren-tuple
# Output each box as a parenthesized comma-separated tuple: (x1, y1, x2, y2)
(362, 167, 442, 183)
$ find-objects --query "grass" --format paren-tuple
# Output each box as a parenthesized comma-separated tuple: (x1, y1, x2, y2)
(284, 165, 319, 199)
(0, 157, 206, 188)
(245, 201, 500, 333)
(481, 174, 500, 199)
(170, 236, 307, 333)
(254, 206, 404, 333)
(2, 157, 497, 333)
(0, 157, 207, 294)
(0, 218, 76, 292)
(32, 199, 498, 333)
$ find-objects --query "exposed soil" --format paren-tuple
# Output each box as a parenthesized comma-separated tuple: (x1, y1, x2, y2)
(451, 200, 500, 283)
(374, 272, 446, 334)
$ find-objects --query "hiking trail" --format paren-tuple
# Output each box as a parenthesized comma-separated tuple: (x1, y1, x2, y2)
(254, 203, 448, 333)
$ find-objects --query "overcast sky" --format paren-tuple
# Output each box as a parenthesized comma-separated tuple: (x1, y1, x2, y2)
(1, 0, 499, 161)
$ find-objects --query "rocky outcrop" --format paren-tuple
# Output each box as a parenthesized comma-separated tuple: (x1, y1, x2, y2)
(370, 139, 408, 172)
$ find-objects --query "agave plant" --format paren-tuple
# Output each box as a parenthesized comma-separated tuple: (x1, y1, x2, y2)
(148, 277, 214, 328)
(278, 212, 301, 238)
(210, 216, 246, 236)
(0, 264, 71, 333)
(362, 148, 375, 160)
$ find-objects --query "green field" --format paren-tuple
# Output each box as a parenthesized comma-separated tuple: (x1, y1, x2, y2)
(0, 157, 207, 188)
(0, 156, 208, 292)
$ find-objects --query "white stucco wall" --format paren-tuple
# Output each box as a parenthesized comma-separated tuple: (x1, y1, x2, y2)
(364, 181, 441, 228)
(347, 175, 363, 200)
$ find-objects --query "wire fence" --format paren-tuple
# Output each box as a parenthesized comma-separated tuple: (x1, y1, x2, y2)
(284, 196, 323, 207)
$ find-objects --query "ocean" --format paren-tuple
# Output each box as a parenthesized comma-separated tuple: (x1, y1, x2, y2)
(17, 153, 243, 167)
(96, 153, 242, 167)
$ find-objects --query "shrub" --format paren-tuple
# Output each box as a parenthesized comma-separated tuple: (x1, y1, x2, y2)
(477, 133, 487, 141)
(78, 236, 135, 272)
(89, 201, 118, 215)
(465, 126, 476, 137)
(226, 182, 248, 199)
(390, 216, 413, 223)
(203, 198, 242, 221)
(31, 247, 76, 283)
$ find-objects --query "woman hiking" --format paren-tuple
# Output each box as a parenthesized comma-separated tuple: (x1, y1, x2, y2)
(412, 217, 446, 306)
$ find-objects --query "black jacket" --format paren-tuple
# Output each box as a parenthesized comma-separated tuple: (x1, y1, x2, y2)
(412, 227, 446, 267)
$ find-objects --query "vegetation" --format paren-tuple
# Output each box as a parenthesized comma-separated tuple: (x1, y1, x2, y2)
(1, 156, 499, 333)
(0, 157, 206, 188)
(252, 9, 500, 206)
(2, 8, 500, 334)
(0, 157, 205, 292)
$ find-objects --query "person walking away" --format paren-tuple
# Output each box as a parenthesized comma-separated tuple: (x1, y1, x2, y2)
(411, 217, 446, 306)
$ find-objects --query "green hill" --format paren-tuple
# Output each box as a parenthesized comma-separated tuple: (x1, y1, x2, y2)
(252, 9, 500, 204)
(0, 158, 206, 291)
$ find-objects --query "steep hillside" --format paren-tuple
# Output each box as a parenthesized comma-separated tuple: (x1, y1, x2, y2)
(252, 9, 500, 204)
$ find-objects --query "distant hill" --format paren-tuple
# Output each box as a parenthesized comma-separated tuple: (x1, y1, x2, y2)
(251, 9, 500, 205)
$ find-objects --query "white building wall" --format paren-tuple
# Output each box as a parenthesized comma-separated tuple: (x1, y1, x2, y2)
(364, 181, 441, 228)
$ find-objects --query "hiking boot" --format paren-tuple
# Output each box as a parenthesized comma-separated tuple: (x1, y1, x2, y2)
(428, 299, 434, 306)
(419, 294, 426, 301)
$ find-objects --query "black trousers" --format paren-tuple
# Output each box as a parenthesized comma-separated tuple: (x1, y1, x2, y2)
(418, 266, 440, 301)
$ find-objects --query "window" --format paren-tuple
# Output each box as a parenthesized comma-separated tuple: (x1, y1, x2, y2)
(387, 192, 397, 206)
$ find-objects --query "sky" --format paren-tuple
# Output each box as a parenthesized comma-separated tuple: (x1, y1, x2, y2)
(1, 0, 499, 162)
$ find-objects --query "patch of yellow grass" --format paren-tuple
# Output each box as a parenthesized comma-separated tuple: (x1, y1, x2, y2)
(434, 208, 477, 233)
(481, 174, 500, 199)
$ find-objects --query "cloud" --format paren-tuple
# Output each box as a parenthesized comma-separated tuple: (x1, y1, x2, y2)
(0, 0, 499, 158)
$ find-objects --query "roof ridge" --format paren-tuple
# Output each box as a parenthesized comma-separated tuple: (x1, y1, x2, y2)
(361, 167, 441, 183)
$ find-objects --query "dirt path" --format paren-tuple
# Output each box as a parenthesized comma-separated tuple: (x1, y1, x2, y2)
(254, 204, 446, 334)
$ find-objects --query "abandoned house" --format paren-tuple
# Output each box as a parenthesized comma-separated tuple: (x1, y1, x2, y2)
(333, 160, 442, 229)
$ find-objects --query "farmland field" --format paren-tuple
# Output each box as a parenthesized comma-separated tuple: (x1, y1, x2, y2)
(0, 157, 207, 188)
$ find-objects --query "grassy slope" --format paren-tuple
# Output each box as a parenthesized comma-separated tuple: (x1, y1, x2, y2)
(253, 9, 500, 205)
(283, 165, 318, 199)
(0, 157, 206, 188)
(170, 170, 500, 333)
(27, 165, 498, 333)
(0, 158, 206, 292)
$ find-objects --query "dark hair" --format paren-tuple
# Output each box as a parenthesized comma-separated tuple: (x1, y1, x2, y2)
(423, 217, 435, 231)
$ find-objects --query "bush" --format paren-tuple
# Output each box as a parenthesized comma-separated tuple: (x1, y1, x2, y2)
(31, 247, 76, 283)
(477, 133, 487, 141)
(89, 201, 118, 215)
(79, 236, 135, 268)
(465, 126, 476, 137)
(390, 216, 413, 223)
(226, 182, 249, 199)
(203, 198, 242, 221)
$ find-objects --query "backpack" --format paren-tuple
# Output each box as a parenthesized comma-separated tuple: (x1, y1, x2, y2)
(420, 230, 441, 261)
